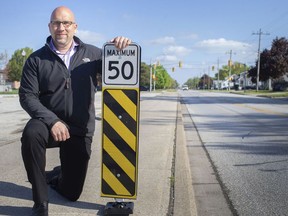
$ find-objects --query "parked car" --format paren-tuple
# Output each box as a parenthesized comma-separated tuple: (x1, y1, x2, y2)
(140, 86, 149, 91)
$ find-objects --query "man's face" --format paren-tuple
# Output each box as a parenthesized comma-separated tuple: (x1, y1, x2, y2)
(48, 8, 77, 49)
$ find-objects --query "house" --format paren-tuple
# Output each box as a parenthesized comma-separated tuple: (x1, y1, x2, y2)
(213, 75, 235, 90)
(0, 69, 12, 92)
(234, 71, 254, 90)
(0, 69, 6, 85)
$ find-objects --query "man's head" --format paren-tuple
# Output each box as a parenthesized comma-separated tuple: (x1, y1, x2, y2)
(48, 6, 78, 50)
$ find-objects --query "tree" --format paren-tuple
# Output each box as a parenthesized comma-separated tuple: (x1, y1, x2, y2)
(185, 77, 200, 89)
(172, 79, 179, 89)
(154, 65, 175, 89)
(216, 62, 249, 80)
(6, 47, 33, 81)
(0, 50, 8, 67)
(217, 65, 229, 80)
(248, 49, 271, 82)
(198, 74, 213, 89)
(140, 62, 177, 89)
(140, 62, 150, 87)
(0, 50, 8, 79)
(269, 37, 288, 79)
(155, 65, 168, 89)
(248, 37, 288, 82)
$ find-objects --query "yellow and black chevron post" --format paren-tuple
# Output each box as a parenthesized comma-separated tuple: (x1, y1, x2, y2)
(101, 88, 139, 199)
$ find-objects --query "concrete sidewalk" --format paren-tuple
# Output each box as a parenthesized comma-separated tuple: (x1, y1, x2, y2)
(0, 91, 197, 216)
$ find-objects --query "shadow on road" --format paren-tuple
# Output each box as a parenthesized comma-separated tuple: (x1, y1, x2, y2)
(0, 181, 106, 215)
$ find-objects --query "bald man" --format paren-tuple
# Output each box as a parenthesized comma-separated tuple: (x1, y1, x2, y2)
(19, 6, 131, 216)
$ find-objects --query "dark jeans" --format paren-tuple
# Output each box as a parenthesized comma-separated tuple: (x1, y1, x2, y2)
(21, 119, 92, 204)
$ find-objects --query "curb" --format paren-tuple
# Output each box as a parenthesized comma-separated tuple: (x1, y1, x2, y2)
(173, 97, 197, 216)
(181, 99, 234, 216)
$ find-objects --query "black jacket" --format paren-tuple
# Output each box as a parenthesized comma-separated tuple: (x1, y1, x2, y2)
(19, 36, 102, 136)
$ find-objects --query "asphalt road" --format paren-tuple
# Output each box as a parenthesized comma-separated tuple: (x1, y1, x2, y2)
(179, 90, 288, 216)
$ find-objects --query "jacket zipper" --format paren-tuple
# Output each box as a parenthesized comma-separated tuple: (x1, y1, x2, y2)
(46, 43, 76, 119)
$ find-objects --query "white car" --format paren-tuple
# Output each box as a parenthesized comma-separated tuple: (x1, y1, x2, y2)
(182, 85, 189, 90)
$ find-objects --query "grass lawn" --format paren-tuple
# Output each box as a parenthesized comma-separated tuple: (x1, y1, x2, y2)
(228, 90, 288, 98)
(0, 89, 18, 95)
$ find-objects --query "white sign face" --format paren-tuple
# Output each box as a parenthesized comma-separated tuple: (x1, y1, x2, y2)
(103, 43, 140, 87)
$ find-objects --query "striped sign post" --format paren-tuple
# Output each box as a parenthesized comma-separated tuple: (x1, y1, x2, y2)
(101, 43, 141, 214)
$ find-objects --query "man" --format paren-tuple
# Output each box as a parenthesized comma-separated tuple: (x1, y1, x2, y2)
(19, 6, 131, 216)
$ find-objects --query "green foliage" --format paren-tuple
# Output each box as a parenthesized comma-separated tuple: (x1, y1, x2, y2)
(6, 47, 33, 81)
(231, 62, 250, 75)
(217, 65, 229, 80)
(0, 89, 18, 94)
(216, 62, 249, 80)
(184, 77, 200, 89)
(154, 65, 176, 89)
(141, 63, 177, 89)
(155, 66, 168, 89)
(140, 62, 151, 87)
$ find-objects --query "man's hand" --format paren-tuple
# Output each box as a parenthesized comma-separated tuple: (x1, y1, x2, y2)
(110, 36, 132, 49)
(51, 121, 70, 142)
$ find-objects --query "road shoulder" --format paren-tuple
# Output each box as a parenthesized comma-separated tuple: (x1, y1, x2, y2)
(173, 100, 197, 216)
(180, 99, 233, 216)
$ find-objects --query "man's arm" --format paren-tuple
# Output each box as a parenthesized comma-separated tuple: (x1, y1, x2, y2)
(19, 57, 69, 141)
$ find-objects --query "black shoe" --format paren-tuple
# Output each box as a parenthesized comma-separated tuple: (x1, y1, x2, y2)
(48, 175, 59, 190)
(32, 201, 48, 216)
(46, 166, 61, 184)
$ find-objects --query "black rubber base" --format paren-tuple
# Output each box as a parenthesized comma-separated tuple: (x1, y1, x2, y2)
(104, 201, 134, 215)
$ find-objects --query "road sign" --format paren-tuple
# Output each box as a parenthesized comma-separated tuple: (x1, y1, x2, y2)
(103, 43, 141, 87)
(101, 43, 141, 200)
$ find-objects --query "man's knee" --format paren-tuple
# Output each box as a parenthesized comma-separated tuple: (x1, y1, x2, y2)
(57, 186, 82, 202)
(22, 119, 49, 142)
(21, 119, 50, 155)
(65, 192, 81, 202)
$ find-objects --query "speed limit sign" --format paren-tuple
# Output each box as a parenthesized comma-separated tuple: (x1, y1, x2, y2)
(101, 42, 141, 202)
(103, 43, 141, 87)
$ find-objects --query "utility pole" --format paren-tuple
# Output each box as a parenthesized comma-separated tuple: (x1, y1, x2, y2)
(153, 65, 156, 91)
(201, 68, 205, 90)
(149, 63, 152, 92)
(208, 65, 210, 89)
(226, 50, 233, 91)
(253, 28, 269, 91)
(217, 58, 220, 90)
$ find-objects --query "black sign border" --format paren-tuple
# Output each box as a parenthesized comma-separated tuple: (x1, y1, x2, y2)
(103, 43, 141, 87)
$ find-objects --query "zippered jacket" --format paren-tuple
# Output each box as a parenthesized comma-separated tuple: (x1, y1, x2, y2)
(19, 36, 102, 136)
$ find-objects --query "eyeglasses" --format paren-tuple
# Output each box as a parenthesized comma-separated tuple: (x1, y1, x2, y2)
(50, 21, 75, 28)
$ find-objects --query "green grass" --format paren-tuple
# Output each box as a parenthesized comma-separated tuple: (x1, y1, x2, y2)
(229, 90, 288, 98)
(0, 89, 18, 95)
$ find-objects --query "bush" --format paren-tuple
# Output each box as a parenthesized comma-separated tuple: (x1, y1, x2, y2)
(272, 80, 288, 91)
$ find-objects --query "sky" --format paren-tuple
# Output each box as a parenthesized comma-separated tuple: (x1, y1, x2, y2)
(1, 0, 288, 84)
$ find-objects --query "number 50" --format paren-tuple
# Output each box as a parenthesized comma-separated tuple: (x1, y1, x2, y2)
(108, 61, 134, 80)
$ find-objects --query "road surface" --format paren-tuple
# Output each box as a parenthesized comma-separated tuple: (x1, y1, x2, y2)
(180, 90, 288, 216)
